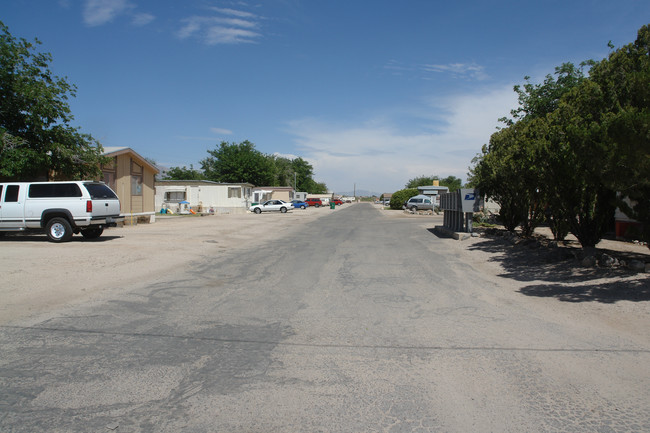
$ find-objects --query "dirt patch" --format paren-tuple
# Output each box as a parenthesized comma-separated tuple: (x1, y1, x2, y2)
(0, 208, 331, 325)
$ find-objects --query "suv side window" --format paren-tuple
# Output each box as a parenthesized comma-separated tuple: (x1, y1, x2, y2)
(4, 185, 19, 202)
(29, 183, 82, 198)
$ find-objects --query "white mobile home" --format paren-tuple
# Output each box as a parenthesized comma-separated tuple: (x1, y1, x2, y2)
(252, 186, 295, 203)
(155, 180, 253, 214)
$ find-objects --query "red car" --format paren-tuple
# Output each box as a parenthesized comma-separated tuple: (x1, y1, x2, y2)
(305, 198, 323, 207)
(331, 199, 343, 205)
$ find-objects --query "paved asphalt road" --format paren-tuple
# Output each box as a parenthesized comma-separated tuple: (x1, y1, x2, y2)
(1, 203, 648, 432)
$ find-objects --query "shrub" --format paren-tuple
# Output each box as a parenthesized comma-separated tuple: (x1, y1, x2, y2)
(389, 188, 418, 210)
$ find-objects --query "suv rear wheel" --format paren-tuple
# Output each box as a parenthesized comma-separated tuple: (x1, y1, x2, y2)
(46, 217, 73, 242)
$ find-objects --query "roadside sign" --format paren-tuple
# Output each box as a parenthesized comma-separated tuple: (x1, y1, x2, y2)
(460, 188, 481, 213)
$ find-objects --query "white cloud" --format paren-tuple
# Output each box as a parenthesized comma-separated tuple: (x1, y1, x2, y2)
(175, 127, 233, 141)
(206, 26, 260, 45)
(209, 7, 257, 19)
(132, 12, 155, 26)
(82, 0, 154, 27)
(286, 85, 518, 194)
(422, 63, 488, 80)
(177, 8, 262, 45)
(83, 0, 131, 26)
(272, 152, 299, 160)
(175, 135, 219, 142)
(177, 19, 202, 39)
(383, 60, 413, 76)
(210, 127, 233, 135)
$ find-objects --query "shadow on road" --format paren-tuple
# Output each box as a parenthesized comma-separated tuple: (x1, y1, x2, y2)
(518, 279, 650, 303)
(439, 231, 650, 304)
(0, 233, 122, 243)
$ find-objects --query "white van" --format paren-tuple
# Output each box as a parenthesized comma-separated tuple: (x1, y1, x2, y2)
(0, 181, 123, 242)
(404, 195, 434, 211)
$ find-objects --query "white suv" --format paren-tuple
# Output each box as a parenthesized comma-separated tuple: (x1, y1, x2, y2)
(0, 181, 123, 242)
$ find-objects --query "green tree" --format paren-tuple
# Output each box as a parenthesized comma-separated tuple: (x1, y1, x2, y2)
(291, 157, 317, 191)
(302, 178, 328, 194)
(269, 155, 294, 186)
(0, 21, 105, 180)
(471, 126, 532, 232)
(589, 25, 650, 246)
(439, 176, 463, 193)
(405, 175, 438, 188)
(505, 62, 588, 124)
(471, 62, 589, 237)
(471, 27, 650, 247)
(541, 80, 616, 248)
(164, 164, 206, 180)
(406, 175, 462, 192)
(389, 188, 418, 210)
(201, 140, 274, 185)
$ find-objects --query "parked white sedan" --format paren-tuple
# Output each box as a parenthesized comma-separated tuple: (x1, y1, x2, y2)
(249, 199, 293, 214)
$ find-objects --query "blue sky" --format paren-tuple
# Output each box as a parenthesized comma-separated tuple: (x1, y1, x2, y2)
(3, 1, 649, 195)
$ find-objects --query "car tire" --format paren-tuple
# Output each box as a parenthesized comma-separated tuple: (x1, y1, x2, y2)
(410, 206, 418, 212)
(254, 208, 262, 214)
(280, 207, 287, 213)
(301, 205, 306, 209)
(81, 226, 104, 239)
(46, 217, 73, 242)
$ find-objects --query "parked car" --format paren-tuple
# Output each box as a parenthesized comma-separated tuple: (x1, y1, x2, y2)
(290, 199, 308, 209)
(249, 200, 292, 214)
(404, 195, 434, 211)
(0, 181, 123, 242)
(305, 198, 323, 207)
(331, 199, 343, 205)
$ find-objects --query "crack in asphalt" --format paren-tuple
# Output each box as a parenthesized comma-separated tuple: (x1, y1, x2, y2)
(3, 325, 649, 354)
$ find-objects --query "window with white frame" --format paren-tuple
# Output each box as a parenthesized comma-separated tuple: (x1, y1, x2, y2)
(228, 187, 241, 198)
(131, 160, 143, 196)
(165, 191, 185, 202)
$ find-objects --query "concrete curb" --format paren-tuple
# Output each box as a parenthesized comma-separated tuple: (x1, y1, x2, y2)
(433, 225, 472, 241)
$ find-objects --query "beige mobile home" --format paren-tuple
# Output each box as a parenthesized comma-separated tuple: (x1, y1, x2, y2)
(101, 147, 159, 223)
